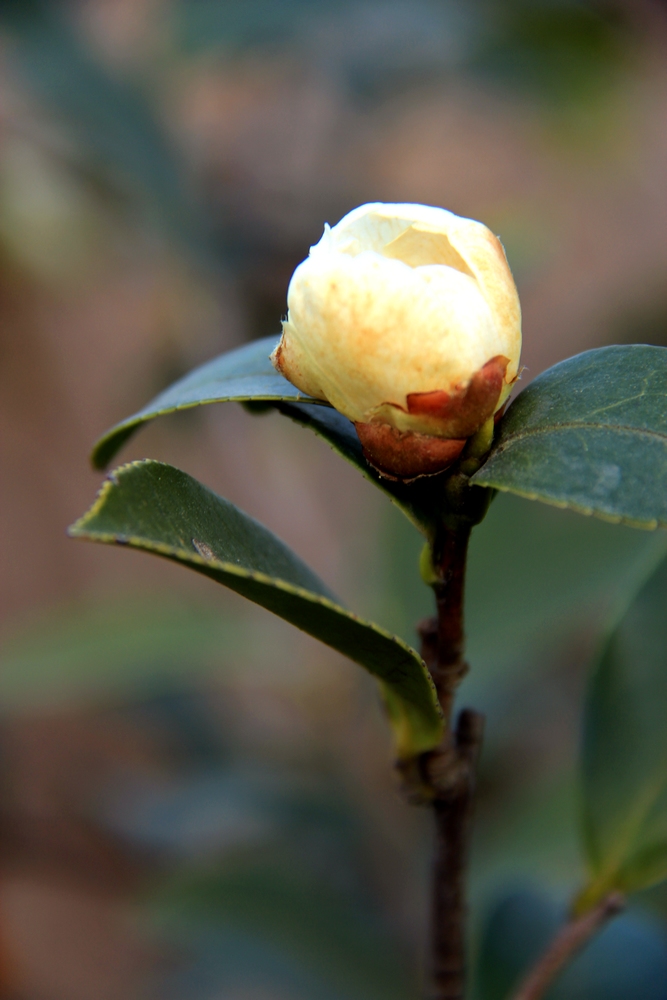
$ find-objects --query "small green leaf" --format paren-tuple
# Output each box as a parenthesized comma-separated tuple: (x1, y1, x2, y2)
(69, 460, 442, 758)
(473, 345, 667, 528)
(91, 336, 317, 469)
(577, 551, 667, 910)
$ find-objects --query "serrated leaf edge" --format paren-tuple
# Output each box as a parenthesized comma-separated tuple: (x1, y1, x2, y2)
(92, 388, 327, 469)
(68, 461, 443, 751)
(471, 478, 662, 531)
(90, 333, 328, 469)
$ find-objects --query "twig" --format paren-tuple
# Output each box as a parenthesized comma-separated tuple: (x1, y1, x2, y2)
(509, 893, 626, 1000)
(415, 524, 484, 1000)
(427, 708, 484, 1000)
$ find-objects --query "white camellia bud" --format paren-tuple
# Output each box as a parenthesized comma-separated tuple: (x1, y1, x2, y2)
(271, 202, 521, 481)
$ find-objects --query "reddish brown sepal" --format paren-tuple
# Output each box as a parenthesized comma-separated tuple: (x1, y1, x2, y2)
(405, 355, 510, 439)
(355, 422, 466, 482)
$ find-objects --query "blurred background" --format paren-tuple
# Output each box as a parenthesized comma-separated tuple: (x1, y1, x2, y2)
(2, 1, 667, 997)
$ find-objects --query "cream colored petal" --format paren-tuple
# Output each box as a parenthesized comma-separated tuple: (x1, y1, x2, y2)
(441, 219, 521, 380)
(309, 203, 521, 384)
(271, 318, 328, 401)
(321, 202, 462, 257)
(380, 225, 474, 275)
(284, 249, 498, 427)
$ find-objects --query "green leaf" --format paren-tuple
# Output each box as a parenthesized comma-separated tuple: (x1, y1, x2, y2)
(577, 551, 667, 910)
(91, 336, 315, 469)
(473, 345, 667, 529)
(476, 889, 559, 1000)
(69, 460, 442, 758)
(92, 335, 444, 536)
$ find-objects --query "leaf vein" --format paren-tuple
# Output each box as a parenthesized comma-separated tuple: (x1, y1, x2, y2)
(496, 420, 667, 453)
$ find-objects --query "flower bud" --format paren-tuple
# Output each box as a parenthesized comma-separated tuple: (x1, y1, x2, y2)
(272, 202, 521, 480)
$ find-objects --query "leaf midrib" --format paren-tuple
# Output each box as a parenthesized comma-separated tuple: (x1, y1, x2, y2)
(586, 767, 667, 898)
(494, 420, 667, 454)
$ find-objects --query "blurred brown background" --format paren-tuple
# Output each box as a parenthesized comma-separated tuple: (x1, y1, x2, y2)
(2, 1, 667, 998)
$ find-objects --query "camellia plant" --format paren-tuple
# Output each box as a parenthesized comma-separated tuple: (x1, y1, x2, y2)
(70, 203, 667, 1000)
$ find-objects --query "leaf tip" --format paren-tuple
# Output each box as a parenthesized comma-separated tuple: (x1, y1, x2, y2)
(68, 461, 142, 539)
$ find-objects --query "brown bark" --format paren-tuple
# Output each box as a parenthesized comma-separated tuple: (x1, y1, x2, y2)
(427, 709, 484, 1000)
(416, 525, 484, 1000)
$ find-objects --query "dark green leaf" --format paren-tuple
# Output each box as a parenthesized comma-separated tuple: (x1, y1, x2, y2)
(473, 345, 667, 529)
(578, 552, 667, 909)
(476, 889, 558, 1000)
(163, 925, 362, 1000)
(465, 496, 667, 692)
(91, 336, 314, 469)
(69, 460, 442, 758)
(92, 335, 446, 536)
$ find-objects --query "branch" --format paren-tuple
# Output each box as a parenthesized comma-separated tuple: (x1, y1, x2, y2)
(427, 708, 484, 1000)
(509, 893, 625, 1000)
(414, 523, 484, 1000)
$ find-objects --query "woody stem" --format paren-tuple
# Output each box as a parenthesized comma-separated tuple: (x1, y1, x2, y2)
(419, 524, 484, 1000)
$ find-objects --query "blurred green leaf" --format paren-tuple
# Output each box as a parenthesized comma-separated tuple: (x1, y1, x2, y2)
(380, 492, 667, 690)
(164, 924, 363, 1000)
(469, 771, 583, 910)
(0, 596, 240, 710)
(0, 0, 199, 248)
(69, 460, 442, 757)
(171, 0, 324, 54)
(153, 849, 414, 1000)
(475, 0, 626, 108)
(92, 335, 446, 536)
(466, 497, 667, 690)
(473, 346, 667, 529)
(475, 888, 557, 1000)
(475, 887, 667, 1000)
(578, 554, 667, 910)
